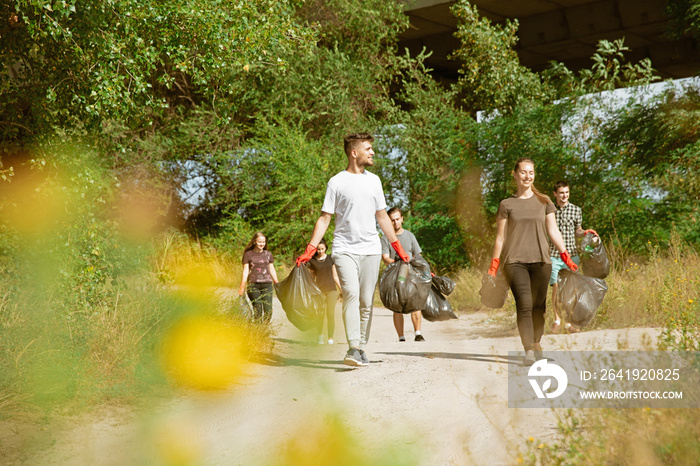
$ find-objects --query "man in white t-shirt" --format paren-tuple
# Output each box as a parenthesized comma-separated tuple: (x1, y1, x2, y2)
(296, 133, 410, 368)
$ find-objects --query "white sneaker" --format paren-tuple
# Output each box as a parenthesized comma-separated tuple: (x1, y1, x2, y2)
(327, 339, 334, 345)
(317, 336, 324, 344)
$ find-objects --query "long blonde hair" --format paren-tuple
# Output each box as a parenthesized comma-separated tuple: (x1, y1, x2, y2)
(513, 157, 552, 206)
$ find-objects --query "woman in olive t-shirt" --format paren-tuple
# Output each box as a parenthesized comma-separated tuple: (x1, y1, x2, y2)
(239, 231, 279, 324)
(487, 158, 578, 365)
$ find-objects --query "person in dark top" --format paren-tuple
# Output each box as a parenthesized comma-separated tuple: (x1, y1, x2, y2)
(307, 238, 341, 345)
(239, 231, 279, 324)
(488, 158, 578, 366)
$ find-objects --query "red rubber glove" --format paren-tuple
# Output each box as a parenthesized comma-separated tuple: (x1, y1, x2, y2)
(296, 243, 317, 267)
(487, 258, 500, 277)
(391, 241, 410, 262)
(584, 229, 598, 236)
(560, 251, 579, 272)
(430, 272, 435, 277)
(238, 283, 246, 296)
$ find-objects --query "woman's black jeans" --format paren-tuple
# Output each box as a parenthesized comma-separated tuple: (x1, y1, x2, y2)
(247, 283, 274, 324)
(503, 262, 552, 351)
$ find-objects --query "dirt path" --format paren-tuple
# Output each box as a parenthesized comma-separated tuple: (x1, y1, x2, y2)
(7, 298, 660, 465)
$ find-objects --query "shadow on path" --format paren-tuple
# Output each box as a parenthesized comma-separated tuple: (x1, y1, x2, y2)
(377, 351, 525, 365)
(272, 337, 320, 347)
(253, 352, 357, 372)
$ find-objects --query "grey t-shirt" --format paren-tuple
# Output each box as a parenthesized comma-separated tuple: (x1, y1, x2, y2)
(496, 195, 556, 264)
(381, 230, 422, 261)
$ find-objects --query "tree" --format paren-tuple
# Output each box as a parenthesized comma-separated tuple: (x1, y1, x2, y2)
(1, 0, 315, 151)
(600, 85, 700, 247)
(666, 0, 700, 39)
(449, 0, 548, 114)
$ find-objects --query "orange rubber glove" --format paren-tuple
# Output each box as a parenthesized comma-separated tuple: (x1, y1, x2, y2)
(560, 251, 579, 272)
(584, 229, 598, 236)
(391, 241, 410, 262)
(296, 243, 317, 267)
(487, 258, 500, 277)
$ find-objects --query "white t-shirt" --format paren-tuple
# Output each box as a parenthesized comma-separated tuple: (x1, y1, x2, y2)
(321, 170, 387, 255)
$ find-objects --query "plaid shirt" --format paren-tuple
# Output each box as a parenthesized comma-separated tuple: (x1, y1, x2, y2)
(550, 202, 582, 257)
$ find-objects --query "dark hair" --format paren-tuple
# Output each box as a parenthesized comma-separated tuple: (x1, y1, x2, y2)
(387, 206, 403, 217)
(553, 180, 569, 192)
(314, 238, 328, 258)
(513, 157, 552, 206)
(344, 132, 374, 157)
(243, 231, 268, 255)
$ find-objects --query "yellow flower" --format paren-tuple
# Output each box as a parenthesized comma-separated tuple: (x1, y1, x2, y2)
(538, 443, 545, 449)
(243, 64, 250, 72)
(690, 299, 695, 304)
(528, 436, 534, 442)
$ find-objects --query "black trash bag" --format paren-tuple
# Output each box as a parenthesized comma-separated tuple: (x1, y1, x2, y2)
(379, 255, 433, 313)
(479, 270, 509, 309)
(422, 284, 458, 322)
(431, 275, 456, 296)
(274, 265, 324, 331)
(556, 269, 608, 328)
(579, 232, 610, 279)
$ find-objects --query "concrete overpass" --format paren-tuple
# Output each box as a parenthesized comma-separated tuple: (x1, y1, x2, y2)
(399, 0, 700, 82)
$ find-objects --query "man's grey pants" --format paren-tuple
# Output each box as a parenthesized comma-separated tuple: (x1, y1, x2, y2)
(332, 253, 381, 349)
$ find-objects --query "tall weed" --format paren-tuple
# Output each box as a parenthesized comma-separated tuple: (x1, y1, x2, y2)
(518, 408, 700, 465)
(0, 148, 269, 415)
(594, 232, 699, 332)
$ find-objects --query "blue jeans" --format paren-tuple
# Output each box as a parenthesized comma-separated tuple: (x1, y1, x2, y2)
(332, 253, 381, 349)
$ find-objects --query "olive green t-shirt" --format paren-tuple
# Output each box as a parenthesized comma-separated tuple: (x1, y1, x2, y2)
(496, 195, 556, 264)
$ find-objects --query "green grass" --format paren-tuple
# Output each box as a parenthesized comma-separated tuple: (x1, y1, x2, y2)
(0, 230, 273, 417)
(517, 407, 700, 465)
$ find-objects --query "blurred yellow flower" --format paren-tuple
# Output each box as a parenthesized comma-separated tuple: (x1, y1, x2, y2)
(161, 314, 250, 390)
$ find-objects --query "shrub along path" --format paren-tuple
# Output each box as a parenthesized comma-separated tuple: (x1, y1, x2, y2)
(10, 298, 660, 465)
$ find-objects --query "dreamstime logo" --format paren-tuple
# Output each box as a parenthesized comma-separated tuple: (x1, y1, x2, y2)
(528, 360, 568, 399)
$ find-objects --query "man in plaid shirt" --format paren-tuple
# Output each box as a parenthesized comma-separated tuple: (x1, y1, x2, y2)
(549, 181, 597, 333)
